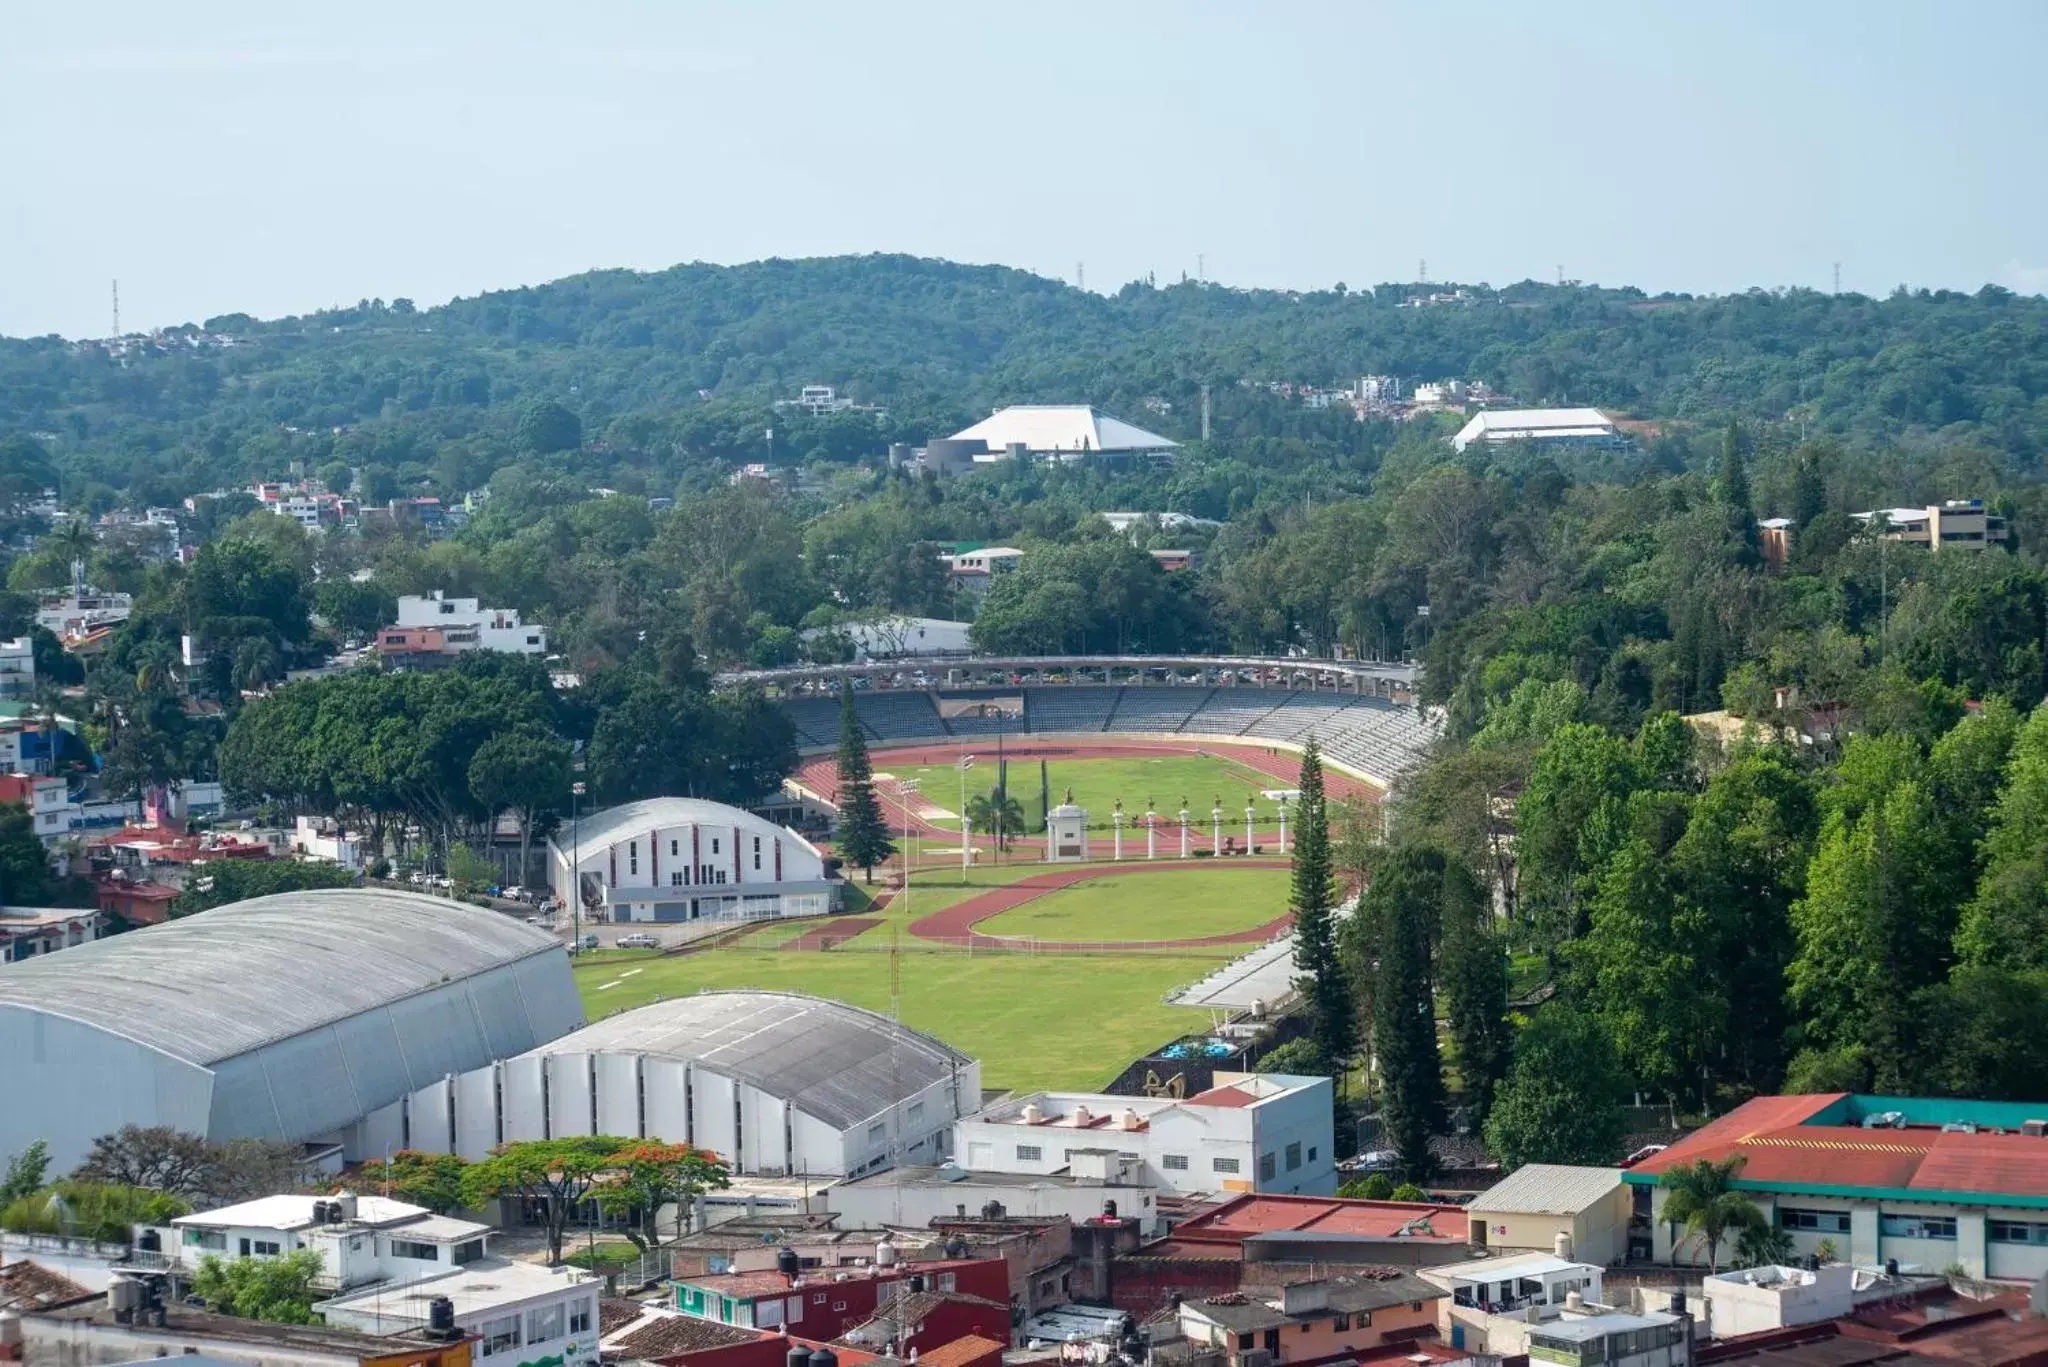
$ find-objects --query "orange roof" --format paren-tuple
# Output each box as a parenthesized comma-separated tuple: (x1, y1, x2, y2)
(1188, 1084, 1258, 1108)
(915, 1336, 1006, 1367)
(1163, 1193, 1469, 1245)
(1627, 1094, 2048, 1203)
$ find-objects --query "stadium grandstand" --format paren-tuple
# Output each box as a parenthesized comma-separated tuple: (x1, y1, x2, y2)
(726, 655, 1438, 787)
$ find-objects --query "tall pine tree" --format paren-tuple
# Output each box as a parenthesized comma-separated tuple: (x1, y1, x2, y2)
(1719, 420, 1760, 561)
(834, 683, 894, 882)
(1290, 737, 1355, 1068)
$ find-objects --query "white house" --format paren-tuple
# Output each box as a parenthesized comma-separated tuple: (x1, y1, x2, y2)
(547, 796, 837, 923)
(317, 1259, 601, 1367)
(393, 592, 548, 655)
(1700, 1264, 1856, 1339)
(0, 905, 104, 962)
(154, 1192, 492, 1292)
(825, 1162, 1162, 1235)
(0, 637, 33, 701)
(953, 1072, 1335, 1198)
(1, 772, 71, 840)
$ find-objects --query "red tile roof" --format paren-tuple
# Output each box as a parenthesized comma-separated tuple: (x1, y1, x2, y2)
(1188, 1085, 1258, 1108)
(1627, 1094, 2048, 1201)
(1161, 1193, 1469, 1245)
(913, 1336, 1006, 1367)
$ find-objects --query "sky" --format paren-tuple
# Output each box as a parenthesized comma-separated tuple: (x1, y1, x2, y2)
(4, 0, 2046, 339)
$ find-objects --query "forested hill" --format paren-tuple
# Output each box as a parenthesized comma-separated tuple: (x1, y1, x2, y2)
(3, 253, 2045, 505)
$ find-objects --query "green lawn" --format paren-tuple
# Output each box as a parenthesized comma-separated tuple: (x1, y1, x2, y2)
(574, 861, 1273, 1091)
(885, 752, 1293, 830)
(975, 867, 1290, 942)
(576, 945, 1228, 1092)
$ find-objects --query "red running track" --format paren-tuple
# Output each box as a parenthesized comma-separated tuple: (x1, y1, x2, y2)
(906, 859, 1294, 951)
(779, 917, 881, 950)
(799, 738, 1378, 842)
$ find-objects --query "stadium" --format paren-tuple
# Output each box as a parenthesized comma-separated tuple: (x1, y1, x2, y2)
(571, 655, 1442, 1094)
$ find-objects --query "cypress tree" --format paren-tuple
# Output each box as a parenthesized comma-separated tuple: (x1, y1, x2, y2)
(834, 683, 894, 882)
(1720, 421, 1759, 558)
(1290, 737, 1355, 1068)
(1365, 846, 1449, 1184)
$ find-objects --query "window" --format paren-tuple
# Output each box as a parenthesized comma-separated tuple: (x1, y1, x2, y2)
(869, 1123, 886, 1144)
(1308, 1147, 1317, 1162)
(251, 1240, 281, 1256)
(526, 1304, 564, 1344)
(1285, 1142, 1302, 1171)
(1258, 1152, 1277, 1182)
(1213, 1157, 1240, 1174)
(713, 838, 721, 854)
(1237, 1335, 1254, 1350)
(1990, 1220, 2048, 1245)
(938, 1273, 956, 1293)
(1332, 1315, 1350, 1332)
(814, 1293, 828, 1304)
(391, 1239, 441, 1261)
(671, 872, 687, 887)
(1163, 1154, 1189, 1171)
(1780, 1208, 1852, 1234)
(1016, 1145, 1043, 1162)
(629, 844, 639, 876)
(671, 840, 679, 856)
(479, 1315, 522, 1357)
(183, 1229, 226, 1251)
(756, 1300, 784, 1329)
(1882, 1213, 1957, 1240)
(832, 1301, 846, 1312)
(569, 1300, 593, 1335)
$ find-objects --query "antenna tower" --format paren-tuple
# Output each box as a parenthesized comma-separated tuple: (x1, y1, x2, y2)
(1419, 258, 1426, 284)
(111, 279, 119, 337)
(1197, 253, 1205, 282)
(1833, 262, 1842, 295)
(1201, 384, 1212, 442)
(1076, 261, 1084, 291)
(1557, 264, 1565, 287)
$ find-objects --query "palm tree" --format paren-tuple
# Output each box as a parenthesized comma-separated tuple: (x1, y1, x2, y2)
(965, 791, 1026, 853)
(232, 638, 283, 694)
(1661, 1156, 1768, 1273)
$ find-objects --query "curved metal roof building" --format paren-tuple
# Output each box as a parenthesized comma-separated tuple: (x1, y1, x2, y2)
(394, 991, 981, 1178)
(0, 889, 584, 1169)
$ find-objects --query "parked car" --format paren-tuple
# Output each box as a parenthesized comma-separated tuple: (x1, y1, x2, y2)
(427, 874, 452, 890)
(1620, 1144, 1668, 1168)
(406, 870, 427, 886)
(579, 933, 600, 950)
(502, 886, 527, 903)
(615, 932, 661, 949)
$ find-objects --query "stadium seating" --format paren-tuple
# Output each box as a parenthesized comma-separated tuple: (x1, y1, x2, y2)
(775, 678, 1439, 783)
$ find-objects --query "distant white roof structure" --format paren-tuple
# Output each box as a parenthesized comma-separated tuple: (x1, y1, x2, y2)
(1452, 407, 1619, 453)
(950, 405, 1178, 458)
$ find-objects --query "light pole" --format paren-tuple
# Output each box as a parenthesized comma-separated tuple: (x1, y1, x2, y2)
(896, 779, 920, 924)
(957, 754, 974, 876)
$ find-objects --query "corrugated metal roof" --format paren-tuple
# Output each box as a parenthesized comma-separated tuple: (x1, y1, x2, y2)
(949, 406, 1177, 454)
(536, 991, 972, 1130)
(0, 889, 565, 1067)
(1470, 1163, 1626, 1216)
(553, 796, 823, 860)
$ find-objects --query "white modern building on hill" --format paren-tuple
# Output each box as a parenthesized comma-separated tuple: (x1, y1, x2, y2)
(386, 590, 548, 655)
(0, 890, 584, 1169)
(1451, 407, 1623, 454)
(389, 991, 981, 1179)
(546, 796, 837, 922)
(946, 406, 1178, 463)
(954, 1072, 1335, 1198)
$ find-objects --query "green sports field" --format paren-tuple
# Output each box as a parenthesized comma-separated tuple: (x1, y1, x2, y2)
(974, 866, 1290, 943)
(881, 751, 1293, 830)
(573, 862, 1264, 1091)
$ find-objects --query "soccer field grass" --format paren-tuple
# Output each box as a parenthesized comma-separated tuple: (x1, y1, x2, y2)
(973, 866, 1290, 942)
(573, 862, 1261, 1091)
(884, 751, 1292, 829)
